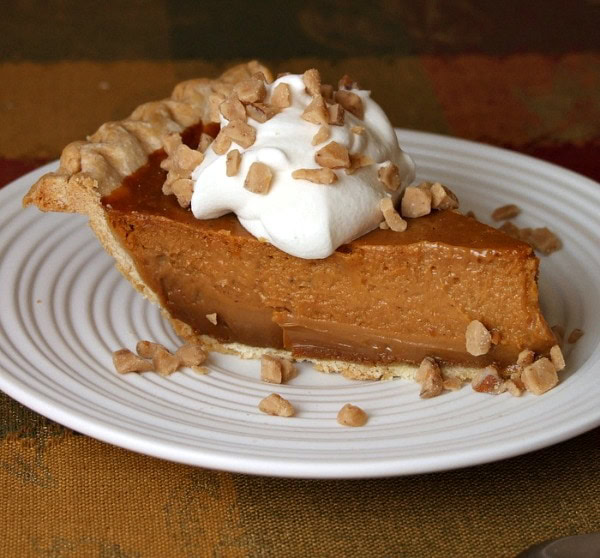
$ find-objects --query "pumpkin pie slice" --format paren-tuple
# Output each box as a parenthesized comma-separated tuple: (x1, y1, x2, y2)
(23, 61, 556, 382)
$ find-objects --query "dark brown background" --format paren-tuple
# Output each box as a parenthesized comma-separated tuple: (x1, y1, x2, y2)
(1, 1, 600, 556)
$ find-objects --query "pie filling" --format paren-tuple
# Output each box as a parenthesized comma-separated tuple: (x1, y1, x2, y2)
(101, 122, 556, 369)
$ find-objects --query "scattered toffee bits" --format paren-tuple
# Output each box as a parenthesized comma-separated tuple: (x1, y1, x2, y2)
(498, 221, 562, 255)
(113, 341, 207, 376)
(160, 133, 203, 206)
(492, 204, 521, 221)
(259, 394, 295, 417)
(337, 404, 368, 427)
(245, 162, 273, 194)
(292, 168, 337, 185)
(260, 354, 297, 384)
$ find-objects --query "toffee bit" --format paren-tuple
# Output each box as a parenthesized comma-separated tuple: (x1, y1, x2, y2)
(301, 94, 329, 125)
(465, 320, 492, 356)
(112, 349, 153, 374)
(527, 227, 562, 255)
(442, 376, 463, 391)
(471, 366, 502, 394)
(222, 119, 257, 149)
(334, 90, 364, 119)
(212, 131, 232, 155)
(175, 343, 207, 367)
(206, 312, 218, 325)
(337, 404, 368, 427)
(226, 149, 242, 177)
(327, 103, 345, 126)
(259, 393, 295, 417)
(171, 178, 194, 208)
(302, 68, 322, 96)
(521, 357, 558, 395)
(198, 133, 213, 152)
(504, 379, 523, 397)
(345, 153, 374, 175)
(152, 346, 180, 376)
(208, 92, 226, 123)
(568, 328, 584, 344)
(271, 82, 291, 108)
(498, 221, 521, 239)
(233, 78, 267, 104)
(517, 349, 535, 367)
(219, 94, 247, 122)
(351, 126, 365, 135)
(377, 163, 402, 192)
(550, 344, 566, 371)
(246, 102, 278, 123)
(379, 197, 407, 232)
(292, 168, 337, 184)
(401, 185, 432, 218)
(244, 162, 273, 194)
(260, 354, 297, 384)
(491, 204, 521, 221)
(315, 141, 350, 169)
(136, 340, 164, 359)
(320, 83, 334, 100)
(430, 182, 459, 210)
(311, 125, 330, 146)
(338, 74, 358, 90)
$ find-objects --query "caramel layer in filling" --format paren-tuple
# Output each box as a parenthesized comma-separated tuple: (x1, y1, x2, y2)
(102, 127, 555, 368)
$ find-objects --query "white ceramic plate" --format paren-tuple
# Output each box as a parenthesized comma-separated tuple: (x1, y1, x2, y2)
(1, 130, 599, 479)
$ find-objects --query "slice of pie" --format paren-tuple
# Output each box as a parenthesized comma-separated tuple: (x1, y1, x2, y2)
(23, 61, 557, 382)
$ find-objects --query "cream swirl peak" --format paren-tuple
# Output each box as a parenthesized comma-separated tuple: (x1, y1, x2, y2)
(190, 71, 415, 259)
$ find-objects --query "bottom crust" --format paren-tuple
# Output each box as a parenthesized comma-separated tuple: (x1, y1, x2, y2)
(170, 316, 479, 383)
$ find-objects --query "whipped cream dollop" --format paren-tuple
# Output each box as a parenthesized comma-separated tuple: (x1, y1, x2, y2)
(190, 73, 415, 259)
